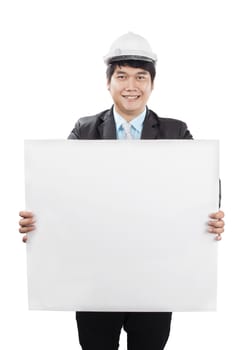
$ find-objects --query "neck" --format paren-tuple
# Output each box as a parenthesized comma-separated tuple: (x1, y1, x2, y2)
(114, 106, 146, 122)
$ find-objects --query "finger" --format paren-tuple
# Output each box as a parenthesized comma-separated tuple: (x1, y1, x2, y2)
(19, 218, 36, 226)
(209, 210, 225, 220)
(208, 220, 224, 228)
(216, 234, 222, 241)
(208, 227, 224, 234)
(22, 235, 28, 243)
(19, 211, 34, 218)
(19, 225, 36, 233)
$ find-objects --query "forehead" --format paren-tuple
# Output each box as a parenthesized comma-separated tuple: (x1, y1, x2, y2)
(113, 65, 149, 75)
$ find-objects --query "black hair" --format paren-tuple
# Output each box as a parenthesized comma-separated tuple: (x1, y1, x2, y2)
(106, 59, 156, 83)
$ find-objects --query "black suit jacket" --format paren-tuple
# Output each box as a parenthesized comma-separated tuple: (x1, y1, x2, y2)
(68, 107, 193, 140)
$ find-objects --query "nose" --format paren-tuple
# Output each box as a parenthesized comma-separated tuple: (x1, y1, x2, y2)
(125, 77, 138, 91)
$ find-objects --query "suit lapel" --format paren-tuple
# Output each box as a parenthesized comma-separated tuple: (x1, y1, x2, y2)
(97, 108, 117, 139)
(141, 109, 160, 139)
(97, 107, 160, 140)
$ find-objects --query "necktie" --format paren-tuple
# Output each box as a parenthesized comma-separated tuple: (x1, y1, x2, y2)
(122, 122, 133, 139)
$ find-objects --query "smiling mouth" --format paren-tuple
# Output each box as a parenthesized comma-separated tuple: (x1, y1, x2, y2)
(122, 95, 140, 100)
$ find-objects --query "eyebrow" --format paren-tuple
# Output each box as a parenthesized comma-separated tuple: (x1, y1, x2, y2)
(136, 71, 149, 75)
(115, 70, 127, 74)
(115, 70, 149, 75)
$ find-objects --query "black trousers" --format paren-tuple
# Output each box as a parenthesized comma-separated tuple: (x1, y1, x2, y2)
(76, 311, 172, 350)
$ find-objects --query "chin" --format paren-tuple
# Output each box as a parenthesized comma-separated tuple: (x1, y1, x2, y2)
(123, 103, 142, 112)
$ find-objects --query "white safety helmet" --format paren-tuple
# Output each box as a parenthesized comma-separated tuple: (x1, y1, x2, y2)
(104, 32, 157, 64)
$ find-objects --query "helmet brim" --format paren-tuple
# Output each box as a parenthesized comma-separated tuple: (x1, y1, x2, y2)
(104, 55, 156, 65)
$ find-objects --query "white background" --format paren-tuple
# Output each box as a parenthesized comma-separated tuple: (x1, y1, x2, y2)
(0, 0, 249, 349)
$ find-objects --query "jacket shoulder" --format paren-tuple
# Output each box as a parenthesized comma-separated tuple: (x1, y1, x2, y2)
(159, 116, 188, 127)
(148, 110, 193, 139)
(68, 109, 110, 139)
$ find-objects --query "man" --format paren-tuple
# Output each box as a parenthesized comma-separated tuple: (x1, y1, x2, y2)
(19, 32, 225, 350)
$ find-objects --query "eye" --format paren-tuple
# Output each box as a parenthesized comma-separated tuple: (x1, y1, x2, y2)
(137, 75, 147, 80)
(117, 74, 126, 80)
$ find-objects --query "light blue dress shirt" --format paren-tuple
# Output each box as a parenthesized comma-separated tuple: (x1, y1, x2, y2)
(113, 107, 147, 140)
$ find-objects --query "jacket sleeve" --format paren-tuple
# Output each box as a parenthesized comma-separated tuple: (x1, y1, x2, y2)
(181, 122, 193, 139)
(68, 120, 80, 139)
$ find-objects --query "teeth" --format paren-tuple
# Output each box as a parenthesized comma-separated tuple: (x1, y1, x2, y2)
(124, 96, 139, 99)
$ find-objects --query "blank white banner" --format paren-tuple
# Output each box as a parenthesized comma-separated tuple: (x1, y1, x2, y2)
(24, 140, 219, 311)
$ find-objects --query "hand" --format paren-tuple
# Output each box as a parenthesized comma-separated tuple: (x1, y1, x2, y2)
(19, 211, 36, 243)
(208, 210, 225, 241)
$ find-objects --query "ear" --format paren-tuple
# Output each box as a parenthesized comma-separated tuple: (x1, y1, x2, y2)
(107, 80, 110, 91)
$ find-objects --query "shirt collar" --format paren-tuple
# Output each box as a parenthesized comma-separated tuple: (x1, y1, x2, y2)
(113, 106, 147, 132)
